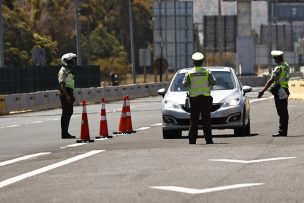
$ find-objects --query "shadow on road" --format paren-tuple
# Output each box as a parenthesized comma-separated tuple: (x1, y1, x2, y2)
(175, 133, 259, 139)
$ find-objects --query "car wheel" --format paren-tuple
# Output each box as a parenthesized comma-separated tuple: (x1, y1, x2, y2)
(163, 129, 182, 139)
(234, 115, 250, 137)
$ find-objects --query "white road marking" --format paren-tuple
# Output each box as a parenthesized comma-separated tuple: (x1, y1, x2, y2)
(95, 137, 108, 141)
(0, 152, 51, 167)
(31, 121, 43, 124)
(47, 118, 60, 121)
(250, 97, 272, 103)
(151, 123, 162, 127)
(60, 143, 87, 149)
(209, 157, 296, 164)
(0, 150, 104, 189)
(151, 183, 264, 194)
(136, 127, 151, 131)
(6, 125, 20, 128)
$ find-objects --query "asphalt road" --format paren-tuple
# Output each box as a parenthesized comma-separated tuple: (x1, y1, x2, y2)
(1, 91, 304, 203)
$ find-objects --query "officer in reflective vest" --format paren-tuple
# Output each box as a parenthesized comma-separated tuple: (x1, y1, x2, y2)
(258, 50, 290, 137)
(58, 53, 77, 139)
(183, 52, 216, 144)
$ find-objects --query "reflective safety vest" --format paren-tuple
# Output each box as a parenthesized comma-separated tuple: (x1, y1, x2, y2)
(187, 67, 210, 97)
(59, 67, 75, 89)
(274, 61, 290, 88)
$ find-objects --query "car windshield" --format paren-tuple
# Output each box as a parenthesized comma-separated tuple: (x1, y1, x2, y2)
(170, 70, 235, 92)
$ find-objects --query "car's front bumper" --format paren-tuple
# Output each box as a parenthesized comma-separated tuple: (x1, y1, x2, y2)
(162, 104, 243, 130)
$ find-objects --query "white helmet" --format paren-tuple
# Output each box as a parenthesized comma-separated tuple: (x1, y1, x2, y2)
(61, 53, 77, 66)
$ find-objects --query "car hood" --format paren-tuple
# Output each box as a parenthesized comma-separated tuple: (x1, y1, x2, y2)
(165, 89, 240, 104)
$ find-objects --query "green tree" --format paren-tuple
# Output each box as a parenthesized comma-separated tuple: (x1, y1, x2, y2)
(2, 4, 58, 66)
(33, 33, 58, 65)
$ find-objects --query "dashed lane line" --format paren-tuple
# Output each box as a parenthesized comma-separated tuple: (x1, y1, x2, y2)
(6, 125, 20, 128)
(151, 123, 162, 127)
(0, 152, 51, 167)
(209, 157, 297, 164)
(136, 127, 151, 131)
(31, 121, 44, 124)
(151, 183, 264, 194)
(250, 97, 272, 104)
(60, 143, 87, 149)
(0, 150, 105, 189)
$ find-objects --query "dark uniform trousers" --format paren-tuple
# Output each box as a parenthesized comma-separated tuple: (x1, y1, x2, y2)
(274, 88, 289, 135)
(189, 95, 213, 143)
(60, 88, 74, 136)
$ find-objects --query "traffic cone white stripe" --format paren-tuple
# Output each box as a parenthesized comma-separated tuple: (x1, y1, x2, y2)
(126, 112, 131, 117)
(101, 116, 106, 120)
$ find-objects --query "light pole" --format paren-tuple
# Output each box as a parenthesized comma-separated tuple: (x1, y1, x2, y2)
(129, 0, 136, 84)
(0, 0, 4, 67)
(218, 0, 223, 65)
(75, 0, 81, 65)
(268, 0, 273, 73)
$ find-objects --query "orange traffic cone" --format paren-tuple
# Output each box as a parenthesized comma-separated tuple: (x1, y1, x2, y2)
(76, 100, 94, 143)
(113, 96, 136, 134)
(96, 98, 112, 139)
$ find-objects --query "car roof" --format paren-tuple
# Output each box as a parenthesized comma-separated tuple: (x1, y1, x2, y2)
(177, 66, 232, 74)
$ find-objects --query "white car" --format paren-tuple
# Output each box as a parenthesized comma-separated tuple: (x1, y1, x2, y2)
(158, 67, 252, 139)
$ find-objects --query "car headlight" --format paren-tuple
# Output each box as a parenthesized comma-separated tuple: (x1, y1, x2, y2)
(222, 98, 240, 107)
(164, 100, 180, 109)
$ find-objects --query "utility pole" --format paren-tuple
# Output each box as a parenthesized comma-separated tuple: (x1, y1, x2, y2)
(174, 0, 177, 72)
(218, 0, 223, 65)
(0, 0, 4, 67)
(267, 0, 273, 73)
(158, 0, 163, 82)
(129, 0, 136, 84)
(75, 0, 81, 65)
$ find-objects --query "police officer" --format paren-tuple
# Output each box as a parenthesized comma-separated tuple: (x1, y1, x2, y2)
(258, 50, 290, 137)
(58, 53, 77, 139)
(183, 52, 216, 144)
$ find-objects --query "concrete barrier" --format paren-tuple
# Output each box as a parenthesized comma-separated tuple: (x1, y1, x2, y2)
(73, 88, 83, 105)
(95, 87, 105, 103)
(46, 90, 61, 109)
(0, 95, 8, 115)
(120, 85, 131, 99)
(289, 80, 304, 100)
(5, 94, 23, 112)
(33, 91, 49, 111)
(81, 87, 100, 104)
(238, 76, 269, 87)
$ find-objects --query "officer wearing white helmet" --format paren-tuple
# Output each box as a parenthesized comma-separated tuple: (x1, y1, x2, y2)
(182, 52, 216, 144)
(258, 50, 290, 137)
(58, 53, 77, 139)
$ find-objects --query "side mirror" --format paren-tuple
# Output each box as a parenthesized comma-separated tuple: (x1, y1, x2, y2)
(157, 88, 166, 98)
(243, 86, 252, 95)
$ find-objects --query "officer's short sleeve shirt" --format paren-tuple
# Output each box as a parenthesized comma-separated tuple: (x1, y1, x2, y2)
(58, 67, 67, 83)
(272, 66, 282, 82)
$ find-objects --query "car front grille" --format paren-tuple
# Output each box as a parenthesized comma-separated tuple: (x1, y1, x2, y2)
(181, 103, 221, 113)
(175, 117, 228, 125)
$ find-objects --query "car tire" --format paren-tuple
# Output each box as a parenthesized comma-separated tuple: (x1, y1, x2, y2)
(163, 129, 182, 139)
(234, 115, 250, 137)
